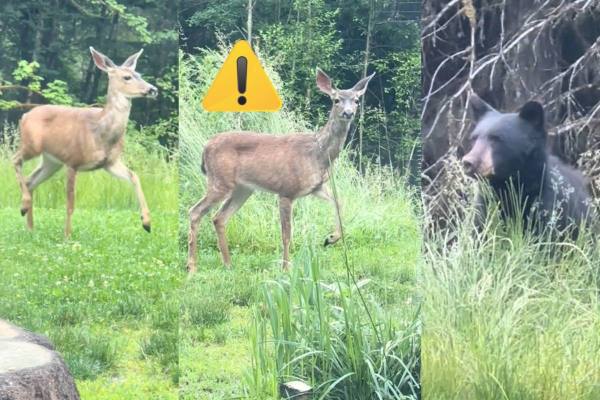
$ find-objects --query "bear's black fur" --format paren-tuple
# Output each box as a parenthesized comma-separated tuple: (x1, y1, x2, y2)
(462, 94, 594, 235)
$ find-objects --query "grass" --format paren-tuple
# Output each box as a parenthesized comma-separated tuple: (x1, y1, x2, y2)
(0, 128, 181, 399)
(422, 195, 600, 399)
(179, 49, 421, 399)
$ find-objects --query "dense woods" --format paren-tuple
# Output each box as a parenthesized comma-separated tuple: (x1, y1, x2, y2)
(180, 0, 421, 172)
(0, 0, 178, 147)
(422, 0, 600, 225)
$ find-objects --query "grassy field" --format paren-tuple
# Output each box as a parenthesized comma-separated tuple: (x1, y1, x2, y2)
(179, 50, 421, 399)
(422, 200, 600, 399)
(0, 131, 181, 399)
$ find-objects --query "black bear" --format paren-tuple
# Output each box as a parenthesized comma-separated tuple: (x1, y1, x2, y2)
(461, 94, 595, 235)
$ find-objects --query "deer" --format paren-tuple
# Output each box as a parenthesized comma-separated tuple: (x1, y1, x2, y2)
(187, 68, 374, 273)
(12, 47, 158, 236)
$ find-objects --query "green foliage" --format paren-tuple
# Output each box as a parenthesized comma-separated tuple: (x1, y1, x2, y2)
(92, 0, 152, 43)
(260, 0, 342, 112)
(12, 60, 42, 91)
(41, 80, 76, 105)
(0, 99, 21, 110)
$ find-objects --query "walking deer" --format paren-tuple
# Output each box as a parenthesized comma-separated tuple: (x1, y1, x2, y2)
(12, 47, 158, 236)
(187, 68, 374, 273)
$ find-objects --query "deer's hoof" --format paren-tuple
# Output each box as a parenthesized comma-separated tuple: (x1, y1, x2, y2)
(20, 207, 28, 217)
(324, 234, 339, 247)
(142, 222, 151, 233)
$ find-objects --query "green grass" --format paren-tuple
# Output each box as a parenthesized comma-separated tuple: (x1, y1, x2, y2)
(179, 49, 421, 399)
(422, 198, 600, 399)
(0, 131, 181, 399)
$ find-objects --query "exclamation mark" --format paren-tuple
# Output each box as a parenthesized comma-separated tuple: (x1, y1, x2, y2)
(237, 56, 248, 105)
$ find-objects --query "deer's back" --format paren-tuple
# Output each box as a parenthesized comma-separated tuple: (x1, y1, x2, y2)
(203, 131, 326, 198)
(19, 105, 116, 168)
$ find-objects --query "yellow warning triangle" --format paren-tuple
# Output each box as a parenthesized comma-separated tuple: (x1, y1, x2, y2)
(202, 40, 282, 112)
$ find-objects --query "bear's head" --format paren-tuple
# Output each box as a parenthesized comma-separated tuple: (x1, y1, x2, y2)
(462, 94, 547, 182)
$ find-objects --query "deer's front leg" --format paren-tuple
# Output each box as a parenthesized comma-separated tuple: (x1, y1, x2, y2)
(65, 167, 77, 238)
(312, 185, 342, 246)
(106, 160, 151, 232)
(279, 196, 294, 271)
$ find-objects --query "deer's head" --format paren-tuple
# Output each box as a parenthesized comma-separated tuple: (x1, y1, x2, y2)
(90, 47, 158, 99)
(316, 68, 375, 121)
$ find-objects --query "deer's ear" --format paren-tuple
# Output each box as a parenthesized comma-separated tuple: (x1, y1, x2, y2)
(352, 72, 375, 97)
(316, 68, 334, 96)
(90, 47, 116, 72)
(122, 49, 144, 70)
(470, 93, 495, 122)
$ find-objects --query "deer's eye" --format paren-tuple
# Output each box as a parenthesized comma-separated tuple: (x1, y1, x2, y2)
(123, 75, 132, 81)
(334, 98, 340, 104)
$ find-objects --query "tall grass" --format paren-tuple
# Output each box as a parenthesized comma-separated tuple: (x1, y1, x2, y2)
(247, 247, 420, 399)
(422, 192, 600, 399)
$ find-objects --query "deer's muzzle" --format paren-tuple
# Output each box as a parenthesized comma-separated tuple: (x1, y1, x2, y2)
(146, 86, 159, 98)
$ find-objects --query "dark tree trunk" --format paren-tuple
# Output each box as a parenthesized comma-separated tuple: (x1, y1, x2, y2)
(0, 320, 80, 400)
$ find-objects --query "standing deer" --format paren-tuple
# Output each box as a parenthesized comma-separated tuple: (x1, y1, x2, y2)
(187, 68, 374, 273)
(12, 47, 158, 236)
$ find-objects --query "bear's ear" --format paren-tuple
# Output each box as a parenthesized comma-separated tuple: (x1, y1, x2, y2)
(519, 101, 545, 130)
(470, 93, 495, 122)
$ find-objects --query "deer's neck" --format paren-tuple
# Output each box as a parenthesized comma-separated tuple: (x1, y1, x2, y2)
(98, 87, 132, 144)
(316, 112, 352, 167)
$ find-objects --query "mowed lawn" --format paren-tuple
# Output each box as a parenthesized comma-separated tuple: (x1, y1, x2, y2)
(0, 145, 182, 400)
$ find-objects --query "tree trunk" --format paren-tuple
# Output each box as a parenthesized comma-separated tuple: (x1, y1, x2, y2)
(247, 0, 253, 45)
(358, 0, 373, 172)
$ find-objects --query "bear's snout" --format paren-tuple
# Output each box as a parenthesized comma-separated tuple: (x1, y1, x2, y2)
(462, 156, 477, 177)
(462, 142, 494, 178)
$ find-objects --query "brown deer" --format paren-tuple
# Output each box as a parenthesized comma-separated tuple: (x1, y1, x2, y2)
(12, 47, 158, 236)
(187, 68, 374, 273)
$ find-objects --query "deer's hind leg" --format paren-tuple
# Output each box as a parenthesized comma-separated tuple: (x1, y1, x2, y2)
(187, 188, 229, 273)
(212, 186, 253, 268)
(27, 155, 62, 192)
(23, 155, 63, 231)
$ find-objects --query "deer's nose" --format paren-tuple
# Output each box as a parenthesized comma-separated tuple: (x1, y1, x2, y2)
(146, 86, 158, 97)
(342, 111, 354, 119)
